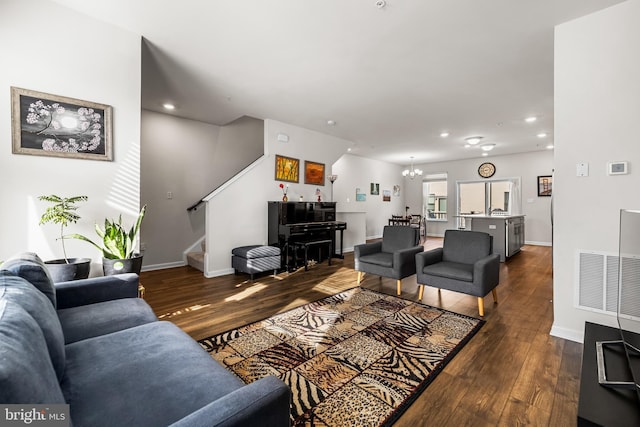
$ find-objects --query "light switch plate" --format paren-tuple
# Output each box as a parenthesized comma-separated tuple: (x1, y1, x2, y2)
(577, 162, 589, 177)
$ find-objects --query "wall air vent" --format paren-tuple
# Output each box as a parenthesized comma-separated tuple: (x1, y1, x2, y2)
(576, 250, 640, 317)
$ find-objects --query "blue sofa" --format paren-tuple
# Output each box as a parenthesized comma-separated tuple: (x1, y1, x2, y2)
(0, 253, 291, 427)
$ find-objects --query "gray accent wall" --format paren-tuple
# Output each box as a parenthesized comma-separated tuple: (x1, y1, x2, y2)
(140, 111, 263, 267)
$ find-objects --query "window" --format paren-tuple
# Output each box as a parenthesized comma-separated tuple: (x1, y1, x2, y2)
(423, 173, 447, 221)
(457, 177, 521, 218)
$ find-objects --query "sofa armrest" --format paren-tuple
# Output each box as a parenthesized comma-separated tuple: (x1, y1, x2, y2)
(354, 242, 382, 258)
(394, 245, 424, 278)
(472, 254, 501, 293)
(415, 248, 444, 273)
(354, 242, 383, 270)
(55, 273, 140, 309)
(169, 376, 291, 427)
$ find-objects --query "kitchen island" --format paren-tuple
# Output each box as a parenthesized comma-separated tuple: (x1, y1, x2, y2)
(457, 215, 525, 261)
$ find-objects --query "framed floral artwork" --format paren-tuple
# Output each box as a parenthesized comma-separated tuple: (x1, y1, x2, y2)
(11, 87, 113, 161)
(304, 160, 325, 185)
(275, 154, 299, 183)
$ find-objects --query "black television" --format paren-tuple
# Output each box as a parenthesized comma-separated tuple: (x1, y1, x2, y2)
(596, 209, 640, 403)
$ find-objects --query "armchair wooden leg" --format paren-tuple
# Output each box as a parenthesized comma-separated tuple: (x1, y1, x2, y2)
(417, 284, 424, 301)
(357, 271, 363, 285)
(396, 280, 402, 295)
(478, 297, 485, 317)
(492, 288, 498, 304)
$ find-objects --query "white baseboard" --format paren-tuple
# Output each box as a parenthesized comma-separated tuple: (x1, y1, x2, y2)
(525, 240, 552, 247)
(426, 233, 445, 238)
(205, 268, 235, 278)
(141, 261, 186, 272)
(550, 324, 584, 343)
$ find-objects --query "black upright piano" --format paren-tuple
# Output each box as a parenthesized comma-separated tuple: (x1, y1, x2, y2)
(268, 201, 347, 270)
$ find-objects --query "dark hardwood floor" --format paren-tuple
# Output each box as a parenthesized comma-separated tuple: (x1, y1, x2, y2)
(141, 239, 582, 426)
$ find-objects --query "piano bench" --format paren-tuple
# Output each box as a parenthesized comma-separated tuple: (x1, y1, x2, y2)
(291, 239, 332, 271)
(231, 245, 281, 280)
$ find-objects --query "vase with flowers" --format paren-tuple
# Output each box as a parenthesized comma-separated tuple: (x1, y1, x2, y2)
(279, 183, 289, 202)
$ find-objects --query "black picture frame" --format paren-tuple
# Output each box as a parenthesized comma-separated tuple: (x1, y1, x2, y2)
(304, 160, 325, 185)
(370, 183, 379, 195)
(537, 175, 552, 197)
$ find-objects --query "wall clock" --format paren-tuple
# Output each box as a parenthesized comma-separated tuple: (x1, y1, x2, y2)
(478, 162, 496, 178)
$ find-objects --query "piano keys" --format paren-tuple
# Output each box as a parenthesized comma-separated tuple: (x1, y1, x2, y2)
(268, 201, 347, 271)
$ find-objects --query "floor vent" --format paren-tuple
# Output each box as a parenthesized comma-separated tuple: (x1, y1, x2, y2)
(577, 250, 640, 318)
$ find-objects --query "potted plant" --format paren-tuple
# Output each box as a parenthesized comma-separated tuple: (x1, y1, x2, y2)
(69, 205, 147, 275)
(38, 195, 92, 282)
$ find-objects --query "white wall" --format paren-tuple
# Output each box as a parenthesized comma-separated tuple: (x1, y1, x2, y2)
(332, 155, 406, 239)
(552, 0, 640, 342)
(402, 151, 554, 244)
(0, 0, 141, 271)
(204, 119, 351, 276)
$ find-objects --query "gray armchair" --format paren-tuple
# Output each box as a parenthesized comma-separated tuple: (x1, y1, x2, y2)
(415, 229, 500, 316)
(354, 226, 423, 295)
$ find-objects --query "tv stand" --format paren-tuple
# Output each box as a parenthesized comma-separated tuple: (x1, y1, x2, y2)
(578, 322, 640, 426)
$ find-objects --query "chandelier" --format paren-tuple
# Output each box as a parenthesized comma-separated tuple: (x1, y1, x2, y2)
(402, 156, 423, 179)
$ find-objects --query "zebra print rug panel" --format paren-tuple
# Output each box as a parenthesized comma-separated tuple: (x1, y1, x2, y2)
(199, 287, 484, 427)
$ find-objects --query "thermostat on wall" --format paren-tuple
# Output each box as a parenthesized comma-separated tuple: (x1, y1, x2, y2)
(607, 161, 628, 175)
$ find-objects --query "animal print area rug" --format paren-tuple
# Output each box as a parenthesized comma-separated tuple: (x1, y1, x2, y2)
(199, 287, 484, 427)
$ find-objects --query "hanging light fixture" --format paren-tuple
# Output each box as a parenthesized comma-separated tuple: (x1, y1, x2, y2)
(402, 156, 423, 179)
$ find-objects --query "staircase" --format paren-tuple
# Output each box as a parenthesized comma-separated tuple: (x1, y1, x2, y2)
(186, 241, 205, 272)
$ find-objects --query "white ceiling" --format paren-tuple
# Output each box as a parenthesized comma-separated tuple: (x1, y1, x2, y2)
(52, 0, 625, 165)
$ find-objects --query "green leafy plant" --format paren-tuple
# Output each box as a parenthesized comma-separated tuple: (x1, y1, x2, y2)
(69, 205, 146, 260)
(38, 195, 88, 263)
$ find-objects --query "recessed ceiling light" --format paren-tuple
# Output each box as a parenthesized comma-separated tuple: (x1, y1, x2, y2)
(440, 132, 449, 138)
(525, 116, 537, 123)
(327, 120, 336, 126)
(546, 144, 554, 150)
(347, 148, 352, 152)
(163, 103, 175, 110)
(464, 144, 471, 149)
(537, 132, 547, 138)
(482, 152, 489, 157)
(481, 144, 496, 151)
(465, 136, 483, 145)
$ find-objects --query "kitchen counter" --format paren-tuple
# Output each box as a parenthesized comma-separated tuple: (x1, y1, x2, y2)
(456, 214, 525, 219)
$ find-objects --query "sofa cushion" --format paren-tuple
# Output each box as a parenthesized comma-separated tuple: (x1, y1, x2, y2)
(232, 245, 280, 259)
(2, 252, 56, 307)
(381, 226, 418, 254)
(423, 261, 474, 282)
(57, 298, 158, 344)
(0, 271, 66, 381)
(0, 299, 66, 404)
(61, 321, 244, 427)
(442, 230, 492, 265)
(359, 252, 393, 268)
